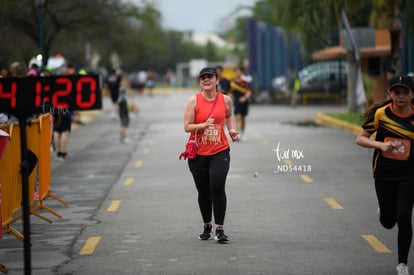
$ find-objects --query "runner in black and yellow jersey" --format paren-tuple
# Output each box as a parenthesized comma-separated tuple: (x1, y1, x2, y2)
(356, 75, 414, 275)
(229, 67, 252, 141)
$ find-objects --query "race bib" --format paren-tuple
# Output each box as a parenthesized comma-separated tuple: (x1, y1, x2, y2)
(201, 124, 221, 144)
(382, 137, 411, 160)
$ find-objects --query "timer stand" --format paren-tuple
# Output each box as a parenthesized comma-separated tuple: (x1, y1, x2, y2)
(17, 114, 34, 275)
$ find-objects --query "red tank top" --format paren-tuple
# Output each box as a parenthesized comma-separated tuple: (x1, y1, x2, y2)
(190, 92, 229, 156)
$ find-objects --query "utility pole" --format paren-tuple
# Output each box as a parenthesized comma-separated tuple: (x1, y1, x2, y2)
(35, 0, 46, 68)
(341, 10, 360, 112)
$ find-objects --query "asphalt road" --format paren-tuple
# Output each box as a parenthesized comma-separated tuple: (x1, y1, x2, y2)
(0, 90, 410, 275)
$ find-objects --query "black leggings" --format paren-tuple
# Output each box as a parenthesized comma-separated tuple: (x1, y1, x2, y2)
(375, 179, 414, 264)
(188, 149, 230, 225)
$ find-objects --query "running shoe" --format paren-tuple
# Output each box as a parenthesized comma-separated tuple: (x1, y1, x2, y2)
(198, 223, 212, 240)
(56, 156, 65, 162)
(396, 263, 410, 275)
(215, 227, 229, 242)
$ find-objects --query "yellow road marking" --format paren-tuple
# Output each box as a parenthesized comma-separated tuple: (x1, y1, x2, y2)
(107, 200, 121, 212)
(283, 159, 293, 165)
(143, 149, 150, 155)
(135, 160, 143, 168)
(123, 177, 134, 186)
(324, 198, 344, 209)
(80, 237, 101, 255)
(362, 235, 391, 253)
(300, 174, 313, 183)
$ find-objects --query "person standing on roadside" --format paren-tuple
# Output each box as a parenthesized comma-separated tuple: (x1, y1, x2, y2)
(0, 66, 9, 78)
(117, 86, 130, 143)
(183, 67, 238, 242)
(27, 63, 39, 76)
(136, 69, 147, 95)
(286, 65, 299, 107)
(146, 69, 155, 96)
(106, 68, 122, 120)
(356, 75, 414, 275)
(9, 62, 27, 77)
(53, 65, 75, 161)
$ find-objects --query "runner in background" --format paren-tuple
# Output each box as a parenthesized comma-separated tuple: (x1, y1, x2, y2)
(105, 68, 122, 120)
(229, 66, 252, 141)
(215, 65, 230, 95)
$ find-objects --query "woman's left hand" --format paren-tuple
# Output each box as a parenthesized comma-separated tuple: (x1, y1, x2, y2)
(229, 129, 239, 142)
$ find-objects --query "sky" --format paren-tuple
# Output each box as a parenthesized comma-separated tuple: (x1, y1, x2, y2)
(131, 0, 254, 34)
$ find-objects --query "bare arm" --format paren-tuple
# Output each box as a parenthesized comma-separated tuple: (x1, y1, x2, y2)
(183, 95, 214, 133)
(239, 90, 252, 103)
(224, 95, 238, 141)
(355, 129, 394, 152)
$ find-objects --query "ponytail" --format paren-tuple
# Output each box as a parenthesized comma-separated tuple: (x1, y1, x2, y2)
(363, 98, 392, 120)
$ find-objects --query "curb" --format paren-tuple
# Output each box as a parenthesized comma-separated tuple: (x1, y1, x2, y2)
(314, 112, 362, 135)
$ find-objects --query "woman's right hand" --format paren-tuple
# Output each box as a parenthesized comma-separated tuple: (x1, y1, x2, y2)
(201, 117, 214, 129)
(380, 141, 395, 152)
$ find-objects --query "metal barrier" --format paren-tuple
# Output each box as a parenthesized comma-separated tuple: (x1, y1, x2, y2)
(0, 129, 8, 241)
(31, 114, 67, 221)
(0, 114, 66, 241)
(0, 122, 25, 240)
(0, 139, 8, 274)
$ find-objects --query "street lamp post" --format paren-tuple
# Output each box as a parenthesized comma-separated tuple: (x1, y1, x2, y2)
(35, 0, 46, 68)
(20, 3, 47, 273)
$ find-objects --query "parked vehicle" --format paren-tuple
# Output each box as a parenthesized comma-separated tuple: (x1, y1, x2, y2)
(271, 61, 348, 94)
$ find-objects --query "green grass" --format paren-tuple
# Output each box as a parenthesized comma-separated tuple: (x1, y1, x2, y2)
(326, 112, 363, 126)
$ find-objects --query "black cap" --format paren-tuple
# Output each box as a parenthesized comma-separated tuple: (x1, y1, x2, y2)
(199, 67, 217, 78)
(389, 75, 414, 91)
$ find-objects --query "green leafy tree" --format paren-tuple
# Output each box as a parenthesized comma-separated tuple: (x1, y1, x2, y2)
(0, 0, 164, 69)
(0, 0, 247, 77)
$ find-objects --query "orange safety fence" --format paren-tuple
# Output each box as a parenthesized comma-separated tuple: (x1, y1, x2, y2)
(31, 114, 67, 222)
(0, 129, 7, 241)
(0, 122, 25, 240)
(0, 114, 66, 241)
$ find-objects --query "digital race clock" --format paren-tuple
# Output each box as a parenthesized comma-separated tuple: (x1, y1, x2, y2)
(0, 75, 102, 117)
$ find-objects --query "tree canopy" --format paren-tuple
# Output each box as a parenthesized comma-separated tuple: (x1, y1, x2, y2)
(0, 0, 230, 73)
(2, 0, 413, 76)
